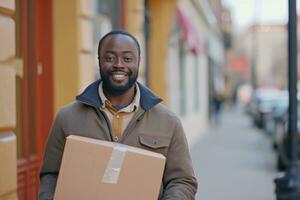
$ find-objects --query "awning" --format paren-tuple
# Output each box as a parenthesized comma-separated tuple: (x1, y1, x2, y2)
(176, 9, 205, 54)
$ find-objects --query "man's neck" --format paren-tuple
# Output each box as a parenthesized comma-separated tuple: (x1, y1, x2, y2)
(104, 86, 136, 107)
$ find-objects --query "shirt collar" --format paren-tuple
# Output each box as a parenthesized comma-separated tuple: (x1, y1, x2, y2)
(98, 82, 140, 112)
(76, 79, 162, 111)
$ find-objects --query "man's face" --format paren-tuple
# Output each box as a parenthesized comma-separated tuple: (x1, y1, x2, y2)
(99, 34, 139, 96)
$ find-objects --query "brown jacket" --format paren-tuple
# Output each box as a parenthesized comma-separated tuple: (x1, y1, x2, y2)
(39, 80, 197, 200)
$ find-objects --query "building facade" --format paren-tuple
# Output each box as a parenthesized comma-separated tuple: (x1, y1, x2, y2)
(0, 0, 225, 199)
(236, 24, 288, 89)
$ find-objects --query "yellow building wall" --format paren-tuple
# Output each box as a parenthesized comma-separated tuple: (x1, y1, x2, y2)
(0, 1, 18, 199)
(124, 0, 177, 98)
(148, 0, 177, 103)
(53, 0, 176, 111)
(124, 0, 146, 84)
(124, 0, 144, 34)
(53, 0, 94, 113)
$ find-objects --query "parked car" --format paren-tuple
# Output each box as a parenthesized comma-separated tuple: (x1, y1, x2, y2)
(276, 101, 300, 171)
(264, 92, 288, 148)
(249, 88, 286, 129)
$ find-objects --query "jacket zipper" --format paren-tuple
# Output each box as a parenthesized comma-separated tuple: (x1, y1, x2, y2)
(77, 100, 115, 142)
(120, 109, 145, 143)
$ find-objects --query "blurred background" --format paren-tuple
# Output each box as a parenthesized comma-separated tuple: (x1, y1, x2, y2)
(0, 0, 299, 199)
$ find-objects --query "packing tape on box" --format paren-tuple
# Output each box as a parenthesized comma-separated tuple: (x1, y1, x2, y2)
(102, 143, 127, 184)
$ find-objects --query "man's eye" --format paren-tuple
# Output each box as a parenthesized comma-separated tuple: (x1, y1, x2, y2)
(105, 56, 114, 62)
(124, 57, 132, 62)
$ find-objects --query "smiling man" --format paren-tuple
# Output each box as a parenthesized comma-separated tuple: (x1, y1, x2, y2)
(39, 30, 197, 200)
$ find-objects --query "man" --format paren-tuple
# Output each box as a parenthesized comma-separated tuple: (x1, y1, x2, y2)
(39, 30, 197, 199)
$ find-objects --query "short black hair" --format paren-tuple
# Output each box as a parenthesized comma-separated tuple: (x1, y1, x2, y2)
(97, 30, 141, 61)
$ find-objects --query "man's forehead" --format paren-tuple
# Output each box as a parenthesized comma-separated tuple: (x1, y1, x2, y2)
(99, 33, 140, 58)
(101, 34, 136, 47)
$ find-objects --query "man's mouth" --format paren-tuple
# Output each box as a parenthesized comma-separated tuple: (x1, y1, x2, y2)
(110, 71, 128, 82)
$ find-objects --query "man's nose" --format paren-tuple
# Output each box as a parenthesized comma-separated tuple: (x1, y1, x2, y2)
(113, 57, 124, 68)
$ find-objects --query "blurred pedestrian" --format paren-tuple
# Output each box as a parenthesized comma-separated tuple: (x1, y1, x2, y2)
(212, 90, 225, 125)
(231, 84, 239, 109)
(39, 30, 197, 199)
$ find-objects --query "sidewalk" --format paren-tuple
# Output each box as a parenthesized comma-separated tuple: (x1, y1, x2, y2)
(190, 109, 277, 200)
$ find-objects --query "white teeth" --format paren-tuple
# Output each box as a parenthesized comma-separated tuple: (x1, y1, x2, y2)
(114, 74, 125, 78)
(112, 74, 127, 81)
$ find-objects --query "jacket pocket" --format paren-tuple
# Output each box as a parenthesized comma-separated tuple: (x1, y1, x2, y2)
(138, 135, 170, 156)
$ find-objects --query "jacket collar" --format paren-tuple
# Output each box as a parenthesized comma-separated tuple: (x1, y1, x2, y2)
(76, 79, 162, 110)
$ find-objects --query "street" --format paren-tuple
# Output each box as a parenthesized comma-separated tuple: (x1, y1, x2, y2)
(190, 108, 278, 200)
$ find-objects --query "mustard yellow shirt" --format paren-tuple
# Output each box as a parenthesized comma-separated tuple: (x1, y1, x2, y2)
(98, 82, 140, 142)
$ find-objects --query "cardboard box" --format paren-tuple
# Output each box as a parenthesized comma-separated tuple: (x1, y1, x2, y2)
(54, 135, 166, 200)
(0, 133, 17, 197)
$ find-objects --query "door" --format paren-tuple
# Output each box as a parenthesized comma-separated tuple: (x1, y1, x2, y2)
(15, 0, 53, 199)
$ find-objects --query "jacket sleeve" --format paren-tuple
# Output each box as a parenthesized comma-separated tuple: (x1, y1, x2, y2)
(39, 110, 66, 200)
(161, 119, 198, 200)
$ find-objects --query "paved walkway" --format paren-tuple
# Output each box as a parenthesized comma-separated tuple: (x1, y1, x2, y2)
(190, 109, 278, 200)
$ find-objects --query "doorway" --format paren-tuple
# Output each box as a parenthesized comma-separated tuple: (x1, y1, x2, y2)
(15, 0, 53, 199)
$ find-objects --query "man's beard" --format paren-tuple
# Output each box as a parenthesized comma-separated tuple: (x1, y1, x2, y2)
(100, 70, 138, 96)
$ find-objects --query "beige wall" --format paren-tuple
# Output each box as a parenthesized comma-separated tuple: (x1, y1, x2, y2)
(124, 0, 146, 84)
(53, 0, 94, 113)
(148, 0, 177, 103)
(124, 0, 177, 102)
(239, 25, 287, 88)
(0, 0, 16, 146)
(0, 1, 18, 199)
(53, 0, 176, 110)
(124, 0, 177, 103)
